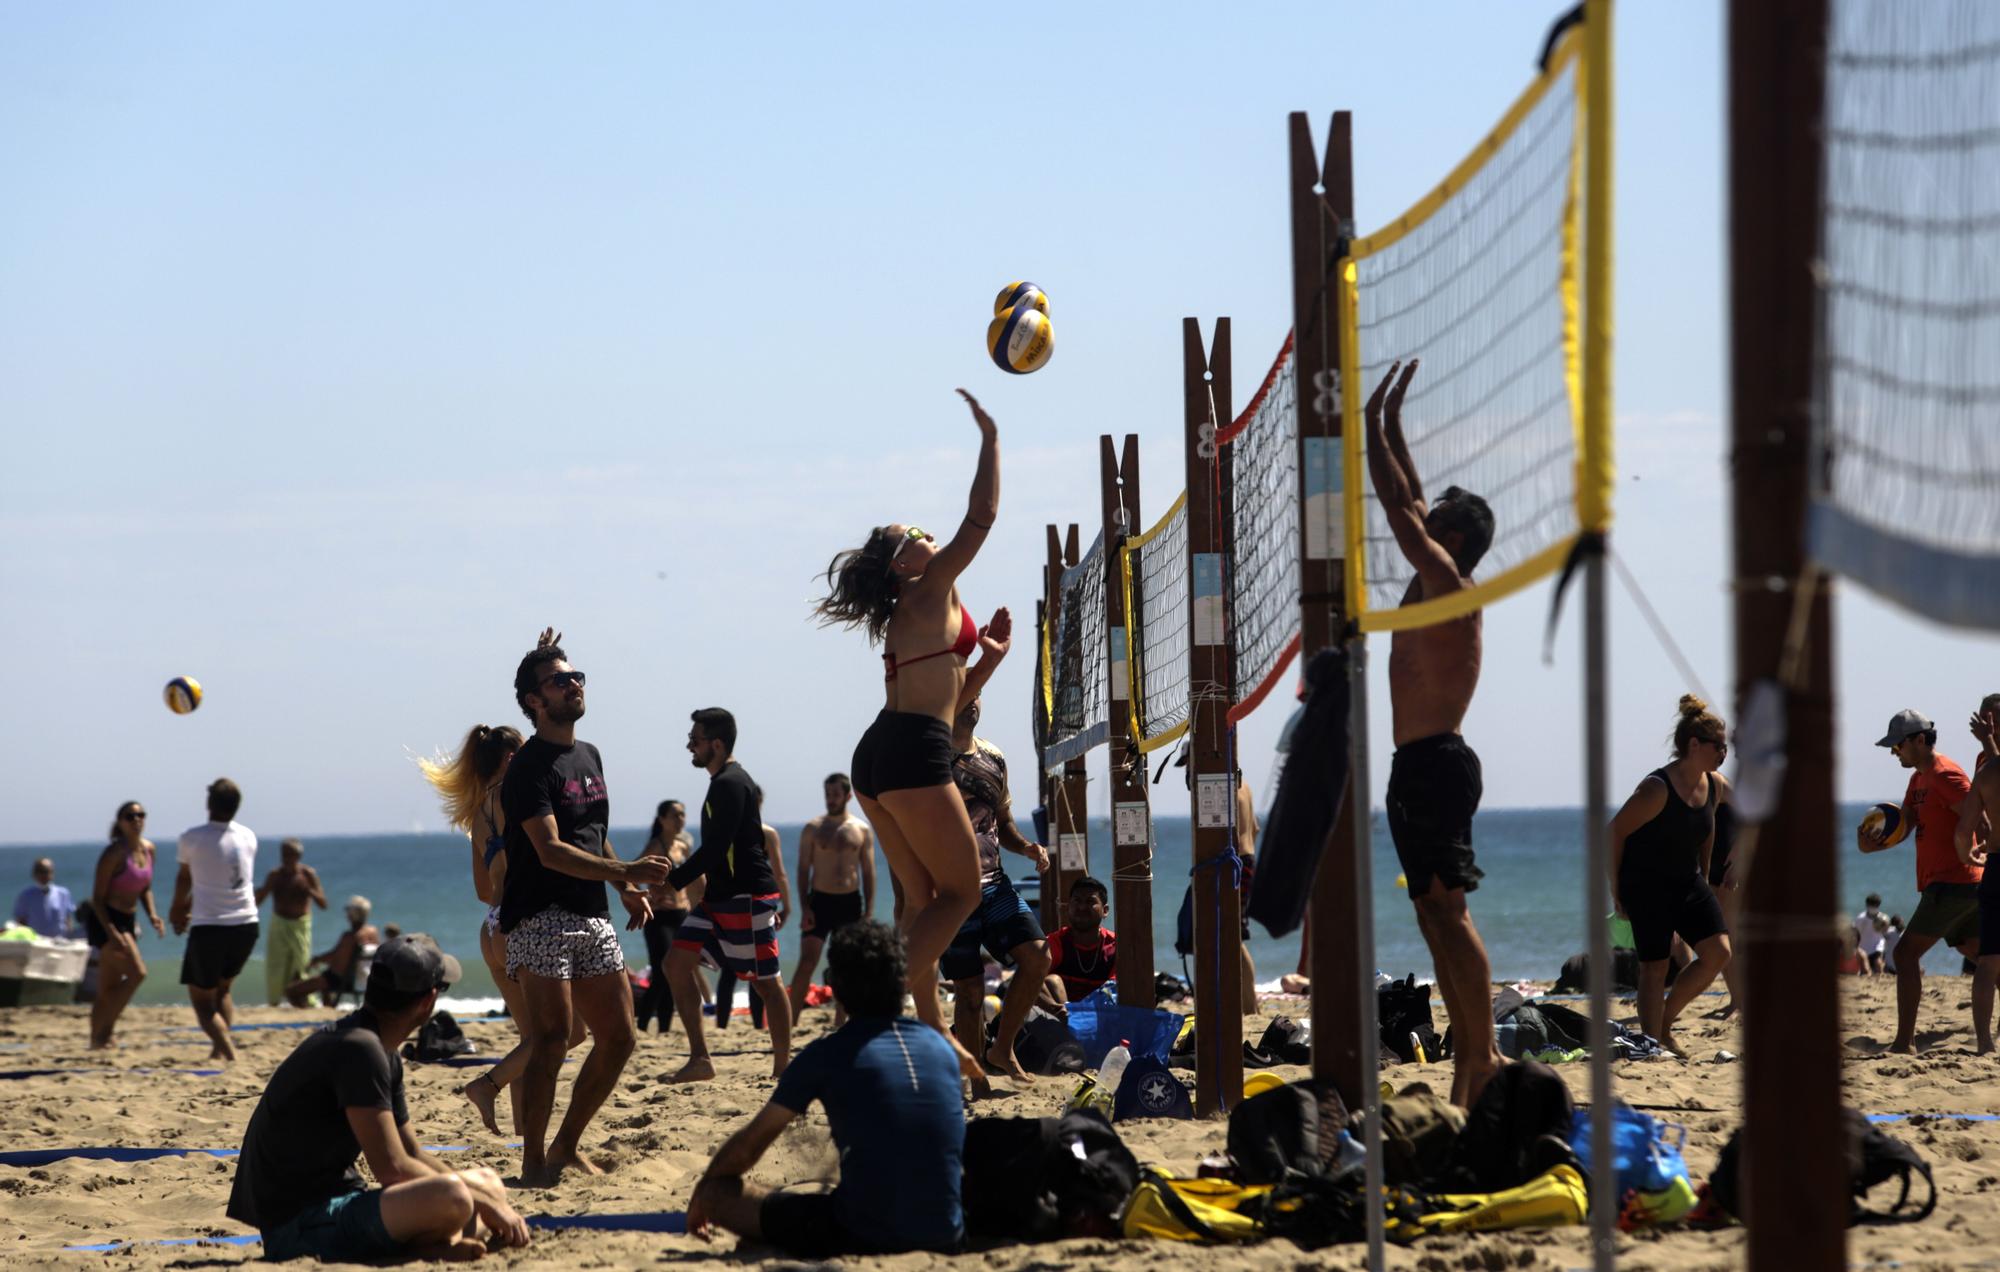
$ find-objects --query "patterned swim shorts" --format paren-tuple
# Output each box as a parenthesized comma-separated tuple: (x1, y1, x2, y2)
(674, 893, 782, 980)
(504, 907, 626, 982)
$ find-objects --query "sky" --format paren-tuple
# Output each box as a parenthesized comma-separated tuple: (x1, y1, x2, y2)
(4, 2, 1997, 845)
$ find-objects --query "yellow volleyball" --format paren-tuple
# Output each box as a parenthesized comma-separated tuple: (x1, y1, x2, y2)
(993, 281, 1050, 316)
(987, 305, 1054, 375)
(164, 676, 203, 715)
(1859, 802, 1908, 847)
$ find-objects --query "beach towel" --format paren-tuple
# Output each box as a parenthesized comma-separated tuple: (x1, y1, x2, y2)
(265, 913, 312, 1006)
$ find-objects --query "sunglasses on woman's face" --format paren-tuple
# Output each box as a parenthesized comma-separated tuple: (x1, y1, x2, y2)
(540, 670, 586, 690)
(891, 526, 931, 563)
(123, 811, 147, 822)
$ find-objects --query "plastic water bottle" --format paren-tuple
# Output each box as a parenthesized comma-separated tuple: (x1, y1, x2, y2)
(1333, 1130, 1367, 1175)
(1098, 1039, 1132, 1097)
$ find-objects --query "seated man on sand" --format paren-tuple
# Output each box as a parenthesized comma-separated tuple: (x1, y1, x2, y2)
(689, 919, 964, 1258)
(227, 934, 532, 1263)
(1037, 875, 1116, 1019)
(287, 896, 379, 1008)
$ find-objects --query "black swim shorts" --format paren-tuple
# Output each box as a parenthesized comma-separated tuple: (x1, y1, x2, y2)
(851, 709, 954, 800)
(1386, 733, 1484, 898)
(1618, 869, 1726, 963)
(81, 904, 137, 949)
(1978, 871, 2000, 960)
(805, 889, 865, 941)
(181, 922, 260, 989)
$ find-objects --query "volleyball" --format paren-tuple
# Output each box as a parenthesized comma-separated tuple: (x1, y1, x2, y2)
(993, 281, 1049, 315)
(987, 304, 1054, 375)
(1859, 801, 1907, 846)
(164, 676, 203, 715)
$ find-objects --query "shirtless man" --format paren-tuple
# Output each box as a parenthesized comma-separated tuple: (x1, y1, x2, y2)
(288, 896, 381, 1008)
(788, 774, 877, 1021)
(257, 839, 328, 1006)
(1955, 735, 2000, 1053)
(1366, 359, 1500, 1107)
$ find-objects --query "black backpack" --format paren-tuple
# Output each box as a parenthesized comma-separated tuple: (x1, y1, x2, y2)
(961, 1110, 1140, 1242)
(1709, 1108, 1935, 1225)
(1226, 1079, 1348, 1184)
(990, 1008, 1086, 1076)
(401, 1010, 474, 1063)
(1440, 1059, 1580, 1193)
(1378, 975, 1444, 1062)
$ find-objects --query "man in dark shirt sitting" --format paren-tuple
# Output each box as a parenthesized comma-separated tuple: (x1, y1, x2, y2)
(226, 934, 532, 1262)
(689, 919, 965, 1257)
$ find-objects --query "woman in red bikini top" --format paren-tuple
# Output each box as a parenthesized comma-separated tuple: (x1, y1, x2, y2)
(814, 388, 1012, 1087)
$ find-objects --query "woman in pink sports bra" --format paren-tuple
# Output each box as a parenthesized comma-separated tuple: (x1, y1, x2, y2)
(85, 801, 166, 1049)
(816, 388, 1012, 1085)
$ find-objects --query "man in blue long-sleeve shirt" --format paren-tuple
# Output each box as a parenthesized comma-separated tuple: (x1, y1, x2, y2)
(662, 707, 791, 1083)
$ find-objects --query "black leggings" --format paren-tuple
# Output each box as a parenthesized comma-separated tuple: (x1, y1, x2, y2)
(636, 910, 686, 1032)
(712, 967, 767, 1030)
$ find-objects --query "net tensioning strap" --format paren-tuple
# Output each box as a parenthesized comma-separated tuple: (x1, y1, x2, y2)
(1042, 530, 1111, 771)
(1810, 0, 2000, 629)
(1339, 26, 1608, 633)
(1219, 335, 1302, 723)
(1120, 492, 1191, 753)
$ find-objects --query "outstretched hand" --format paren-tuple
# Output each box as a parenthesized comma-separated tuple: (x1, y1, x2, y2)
(979, 606, 1013, 660)
(1365, 359, 1420, 428)
(537, 626, 563, 650)
(957, 388, 996, 434)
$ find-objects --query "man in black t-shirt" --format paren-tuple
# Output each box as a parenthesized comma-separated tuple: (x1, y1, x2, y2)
(663, 707, 793, 1082)
(501, 635, 672, 1187)
(226, 935, 531, 1262)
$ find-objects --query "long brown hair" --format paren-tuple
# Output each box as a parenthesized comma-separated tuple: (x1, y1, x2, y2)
(418, 724, 524, 830)
(1671, 694, 1726, 758)
(813, 525, 906, 645)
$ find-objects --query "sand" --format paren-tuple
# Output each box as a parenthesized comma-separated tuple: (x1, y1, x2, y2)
(1, 976, 1994, 1268)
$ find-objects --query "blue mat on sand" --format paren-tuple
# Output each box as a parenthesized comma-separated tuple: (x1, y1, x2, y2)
(64, 1213, 690, 1252)
(1868, 1113, 2000, 1124)
(5, 1142, 521, 1169)
(0, 1068, 222, 1081)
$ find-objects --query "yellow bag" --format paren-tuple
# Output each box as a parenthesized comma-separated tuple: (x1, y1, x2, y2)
(1123, 1172, 1272, 1243)
(1417, 1165, 1588, 1234)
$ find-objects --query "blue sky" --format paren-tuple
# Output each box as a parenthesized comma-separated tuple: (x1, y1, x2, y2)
(4, 2, 1995, 844)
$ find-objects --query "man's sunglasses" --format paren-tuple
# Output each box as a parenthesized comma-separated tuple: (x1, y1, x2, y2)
(540, 670, 586, 690)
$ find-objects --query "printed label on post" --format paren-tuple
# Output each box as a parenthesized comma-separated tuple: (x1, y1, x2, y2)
(1110, 627, 1129, 701)
(1059, 834, 1087, 872)
(1114, 801, 1149, 847)
(1192, 553, 1225, 645)
(1303, 437, 1341, 561)
(1195, 773, 1233, 828)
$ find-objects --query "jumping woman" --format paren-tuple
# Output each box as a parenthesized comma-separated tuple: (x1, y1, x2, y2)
(83, 801, 166, 1049)
(815, 388, 1001, 1084)
(1608, 695, 1736, 1057)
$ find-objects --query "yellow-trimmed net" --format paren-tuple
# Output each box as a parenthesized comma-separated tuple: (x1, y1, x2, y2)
(1120, 493, 1191, 754)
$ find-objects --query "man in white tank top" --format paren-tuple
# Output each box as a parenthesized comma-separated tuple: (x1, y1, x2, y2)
(170, 778, 260, 1063)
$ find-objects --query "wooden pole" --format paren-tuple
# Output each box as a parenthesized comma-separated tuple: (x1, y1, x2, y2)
(1185, 316, 1243, 1117)
(1048, 525, 1092, 931)
(1102, 434, 1156, 1008)
(1730, 0, 1845, 1266)
(1043, 526, 1066, 934)
(1290, 110, 1366, 1112)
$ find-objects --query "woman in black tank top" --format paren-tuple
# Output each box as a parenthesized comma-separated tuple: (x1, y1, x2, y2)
(1606, 695, 1736, 1056)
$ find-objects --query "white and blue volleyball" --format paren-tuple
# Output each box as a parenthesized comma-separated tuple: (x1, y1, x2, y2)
(993, 281, 1049, 316)
(987, 304, 1054, 374)
(164, 676, 203, 715)
(1859, 801, 1908, 846)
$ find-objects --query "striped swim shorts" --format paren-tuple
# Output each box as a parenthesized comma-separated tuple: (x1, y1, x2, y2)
(673, 893, 782, 981)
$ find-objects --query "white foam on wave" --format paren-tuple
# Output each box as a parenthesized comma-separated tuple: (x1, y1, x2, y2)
(439, 995, 511, 1016)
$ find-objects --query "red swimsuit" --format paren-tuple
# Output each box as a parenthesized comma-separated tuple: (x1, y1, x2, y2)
(883, 604, 978, 680)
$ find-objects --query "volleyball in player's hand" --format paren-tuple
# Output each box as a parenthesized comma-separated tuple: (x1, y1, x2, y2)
(1859, 801, 1905, 846)
(164, 676, 203, 715)
(988, 280, 1054, 375)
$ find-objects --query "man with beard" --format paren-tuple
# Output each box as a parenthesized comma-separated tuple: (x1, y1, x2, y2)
(787, 773, 877, 1022)
(500, 634, 671, 1186)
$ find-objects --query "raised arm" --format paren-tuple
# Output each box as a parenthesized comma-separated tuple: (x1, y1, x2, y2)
(957, 607, 1012, 712)
(921, 390, 1000, 588)
(1607, 776, 1668, 918)
(1365, 360, 1463, 598)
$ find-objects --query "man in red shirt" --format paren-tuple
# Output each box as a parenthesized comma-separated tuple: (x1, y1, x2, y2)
(1038, 877, 1115, 1015)
(1860, 709, 1982, 1053)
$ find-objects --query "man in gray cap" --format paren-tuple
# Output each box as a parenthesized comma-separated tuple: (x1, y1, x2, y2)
(227, 935, 531, 1262)
(1859, 708, 1983, 1053)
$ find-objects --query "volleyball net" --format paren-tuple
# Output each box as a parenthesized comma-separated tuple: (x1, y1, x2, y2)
(1220, 335, 1302, 723)
(1339, 21, 1610, 632)
(1121, 493, 1192, 753)
(1041, 531, 1112, 770)
(1809, 0, 2000, 630)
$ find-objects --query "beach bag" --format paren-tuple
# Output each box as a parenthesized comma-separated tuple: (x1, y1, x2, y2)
(1123, 1171, 1271, 1244)
(1442, 1060, 1580, 1193)
(1417, 1164, 1589, 1235)
(1570, 1104, 1688, 1197)
(1707, 1108, 1935, 1225)
(1064, 989, 1183, 1067)
(1112, 1055, 1194, 1122)
(402, 1010, 474, 1063)
(1257, 1016, 1313, 1065)
(1378, 975, 1442, 1062)
(1379, 1086, 1466, 1187)
(962, 1109, 1141, 1241)
(999, 1008, 1086, 1076)
(1227, 1082, 1324, 1184)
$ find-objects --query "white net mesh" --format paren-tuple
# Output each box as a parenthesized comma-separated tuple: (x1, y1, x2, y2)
(1220, 343, 1301, 718)
(1123, 497, 1190, 752)
(1042, 531, 1110, 770)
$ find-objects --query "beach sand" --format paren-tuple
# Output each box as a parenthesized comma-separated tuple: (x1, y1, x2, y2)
(1, 976, 1994, 1268)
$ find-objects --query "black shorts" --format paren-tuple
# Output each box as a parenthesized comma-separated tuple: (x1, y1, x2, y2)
(851, 709, 954, 800)
(1386, 734, 1484, 897)
(941, 878, 1044, 982)
(181, 923, 260, 989)
(82, 904, 137, 949)
(1981, 872, 2000, 960)
(1619, 871, 1726, 962)
(805, 890, 865, 941)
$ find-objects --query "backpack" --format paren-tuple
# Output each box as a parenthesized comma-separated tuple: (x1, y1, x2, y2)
(961, 1109, 1141, 1242)
(401, 1010, 474, 1063)
(1257, 1016, 1313, 1066)
(1707, 1108, 1936, 1225)
(1378, 976, 1444, 1062)
(1378, 1086, 1466, 1186)
(1441, 1059, 1580, 1193)
(1226, 1082, 1324, 1184)
(992, 1007, 1086, 1076)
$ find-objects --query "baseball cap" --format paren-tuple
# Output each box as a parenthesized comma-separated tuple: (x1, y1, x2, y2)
(1875, 709, 1935, 747)
(370, 933, 461, 993)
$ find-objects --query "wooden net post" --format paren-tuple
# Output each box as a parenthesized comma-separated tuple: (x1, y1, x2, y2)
(1102, 434, 1155, 1008)
(1045, 524, 1091, 930)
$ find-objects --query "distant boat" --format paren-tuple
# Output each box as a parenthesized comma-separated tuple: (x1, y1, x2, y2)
(0, 927, 89, 1007)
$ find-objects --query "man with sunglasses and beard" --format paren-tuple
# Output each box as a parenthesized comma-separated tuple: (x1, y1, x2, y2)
(500, 633, 672, 1187)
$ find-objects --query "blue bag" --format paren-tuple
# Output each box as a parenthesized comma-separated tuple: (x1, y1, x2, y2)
(1111, 1055, 1193, 1121)
(1064, 989, 1184, 1068)
(1570, 1104, 1689, 1196)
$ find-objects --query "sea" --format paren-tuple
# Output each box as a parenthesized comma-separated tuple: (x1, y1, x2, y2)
(3, 804, 1958, 1010)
